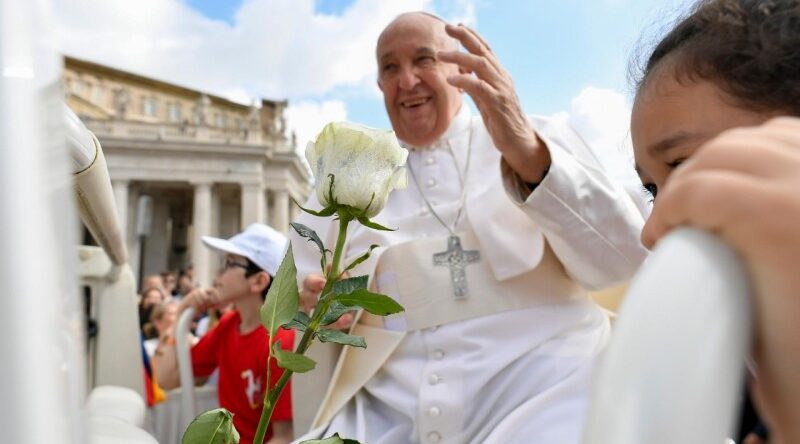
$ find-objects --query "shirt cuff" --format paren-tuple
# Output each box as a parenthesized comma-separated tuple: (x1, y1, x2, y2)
(500, 156, 553, 205)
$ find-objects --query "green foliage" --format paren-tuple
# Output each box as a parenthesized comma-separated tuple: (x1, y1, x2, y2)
(357, 216, 396, 231)
(260, 245, 299, 337)
(315, 329, 366, 348)
(330, 275, 368, 298)
(300, 433, 361, 444)
(341, 244, 379, 275)
(182, 408, 240, 444)
(283, 310, 311, 332)
(293, 198, 338, 218)
(320, 301, 354, 326)
(334, 289, 404, 316)
(272, 341, 316, 373)
(290, 222, 330, 271)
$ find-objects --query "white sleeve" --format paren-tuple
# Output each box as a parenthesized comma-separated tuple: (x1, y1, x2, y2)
(502, 116, 649, 290)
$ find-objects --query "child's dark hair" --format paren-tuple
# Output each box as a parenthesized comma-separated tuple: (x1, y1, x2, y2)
(636, 0, 800, 115)
(243, 258, 274, 300)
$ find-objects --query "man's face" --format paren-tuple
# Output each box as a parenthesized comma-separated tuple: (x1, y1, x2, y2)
(377, 14, 463, 147)
(178, 275, 194, 295)
(164, 274, 177, 292)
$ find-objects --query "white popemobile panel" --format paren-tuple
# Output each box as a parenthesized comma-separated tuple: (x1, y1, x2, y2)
(583, 228, 752, 444)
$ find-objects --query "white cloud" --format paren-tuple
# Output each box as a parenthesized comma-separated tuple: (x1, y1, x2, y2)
(284, 100, 348, 152)
(54, 0, 476, 165)
(552, 86, 640, 188)
(53, 0, 475, 101)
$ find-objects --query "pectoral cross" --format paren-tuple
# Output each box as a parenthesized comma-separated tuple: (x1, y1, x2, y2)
(433, 235, 481, 299)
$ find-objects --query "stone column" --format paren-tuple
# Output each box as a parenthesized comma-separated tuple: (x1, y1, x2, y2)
(111, 179, 130, 242)
(192, 182, 213, 287)
(240, 183, 266, 229)
(145, 199, 169, 276)
(263, 189, 270, 229)
(272, 189, 289, 233)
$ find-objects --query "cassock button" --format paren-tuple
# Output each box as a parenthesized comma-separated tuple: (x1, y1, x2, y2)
(425, 156, 436, 165)
(427, 431, 442, 443)
(428, 373, 441, 385)
(427, 406, 441, 417)
(426, 178, 437, 188)
(433, 349, 445, 360)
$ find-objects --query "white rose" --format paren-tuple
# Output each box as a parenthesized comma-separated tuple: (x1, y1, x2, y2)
(306, 122, 408, 218)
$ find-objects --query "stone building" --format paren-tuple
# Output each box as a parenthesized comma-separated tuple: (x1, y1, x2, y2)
(64, 56, 312, 288)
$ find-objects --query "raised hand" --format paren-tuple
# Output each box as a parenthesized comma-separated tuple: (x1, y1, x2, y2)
(439, 23, 550, 184)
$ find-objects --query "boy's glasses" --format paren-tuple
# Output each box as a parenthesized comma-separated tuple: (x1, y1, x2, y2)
(223, 259, 249, 270)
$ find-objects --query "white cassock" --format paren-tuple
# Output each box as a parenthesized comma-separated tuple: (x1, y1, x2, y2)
(291, 106, 649, 444)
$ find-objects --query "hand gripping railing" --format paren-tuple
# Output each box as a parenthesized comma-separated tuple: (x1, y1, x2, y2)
(582, 228, 752, 444)
(175, 306, 198, 430)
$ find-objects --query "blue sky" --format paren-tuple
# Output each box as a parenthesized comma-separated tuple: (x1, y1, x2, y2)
(55, 0, 693, 172)
(182, 0, 689, 130)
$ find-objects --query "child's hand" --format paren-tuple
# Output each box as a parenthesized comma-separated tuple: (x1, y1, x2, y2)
(180, 287, 221, 313)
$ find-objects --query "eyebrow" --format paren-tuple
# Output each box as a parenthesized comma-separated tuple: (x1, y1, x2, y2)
(635, 131, 708, 176)
(378, 47, 437, 64)
(648, 131, 706, 155)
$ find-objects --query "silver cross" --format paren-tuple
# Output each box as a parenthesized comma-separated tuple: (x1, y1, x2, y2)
(433, 235, 481, 299)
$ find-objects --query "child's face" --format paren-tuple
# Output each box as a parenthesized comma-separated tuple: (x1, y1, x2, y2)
(215, 253, 256, 301)
(631, 72, 771, 203)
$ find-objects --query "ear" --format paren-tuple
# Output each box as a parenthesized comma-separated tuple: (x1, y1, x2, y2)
(251, 271, 270, 295)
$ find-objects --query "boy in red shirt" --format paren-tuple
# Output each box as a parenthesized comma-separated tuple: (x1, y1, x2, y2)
(155, 223, 294, 444)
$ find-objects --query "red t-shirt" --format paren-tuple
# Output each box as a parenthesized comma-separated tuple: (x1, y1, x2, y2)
(191, 311, 295, 444)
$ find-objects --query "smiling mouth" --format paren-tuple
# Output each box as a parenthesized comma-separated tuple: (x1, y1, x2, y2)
(400, 97, 431, 108)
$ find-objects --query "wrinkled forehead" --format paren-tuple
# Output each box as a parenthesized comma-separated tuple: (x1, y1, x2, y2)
(376, 13, 454, 59)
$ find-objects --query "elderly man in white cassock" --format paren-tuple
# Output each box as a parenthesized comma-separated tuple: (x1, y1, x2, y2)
(290, 11, 649, 444)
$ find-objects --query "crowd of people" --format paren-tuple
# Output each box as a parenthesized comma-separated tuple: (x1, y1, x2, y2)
(133, 1, 800, 443)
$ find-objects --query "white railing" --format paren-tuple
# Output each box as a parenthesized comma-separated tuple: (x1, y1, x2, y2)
(84, 118, 268, 146)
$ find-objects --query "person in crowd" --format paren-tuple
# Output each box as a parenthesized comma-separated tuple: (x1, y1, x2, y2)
(161, 270, 178, 297)
(292, 11, 648, 443)
(175, 268, 195, 299)
(141, 274, 165, 293)
(138, 287, 167, 332)
(629, 1, 800, 442)
(143, 301, 179, 358)
(153, 223, 295, 444)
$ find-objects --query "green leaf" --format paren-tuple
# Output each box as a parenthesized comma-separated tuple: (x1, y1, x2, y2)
(293, 197, 337, 218)
(326, 174, 337, 207)
(320, 301, 354, 326)
(283, 310, 311, 332)
(272, 341, 316, 373)
(331, 275, 368, 296)
(300, 433, 361, 444)
(320, 275, 368, 305)
(260, 244, 299, 336)
(316, 329, 366, 348)
(357, 216, 396, 231)
(334, 289, 405, 316)
(290, 222, 326, 255)
(181, 408, 240, 444)
(341, 245, 379, 275)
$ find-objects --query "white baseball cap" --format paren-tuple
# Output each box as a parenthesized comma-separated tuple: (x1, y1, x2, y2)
(201, 223, 288, 276)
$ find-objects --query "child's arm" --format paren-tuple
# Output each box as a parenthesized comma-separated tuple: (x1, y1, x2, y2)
(153, 288, 217, 389)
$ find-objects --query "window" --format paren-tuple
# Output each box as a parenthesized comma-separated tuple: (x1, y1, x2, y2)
(72, 79, 84, 95)
(215, 113, 226, 128)
(142, 96, 157, 117)
(169, 103, 183, 122)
